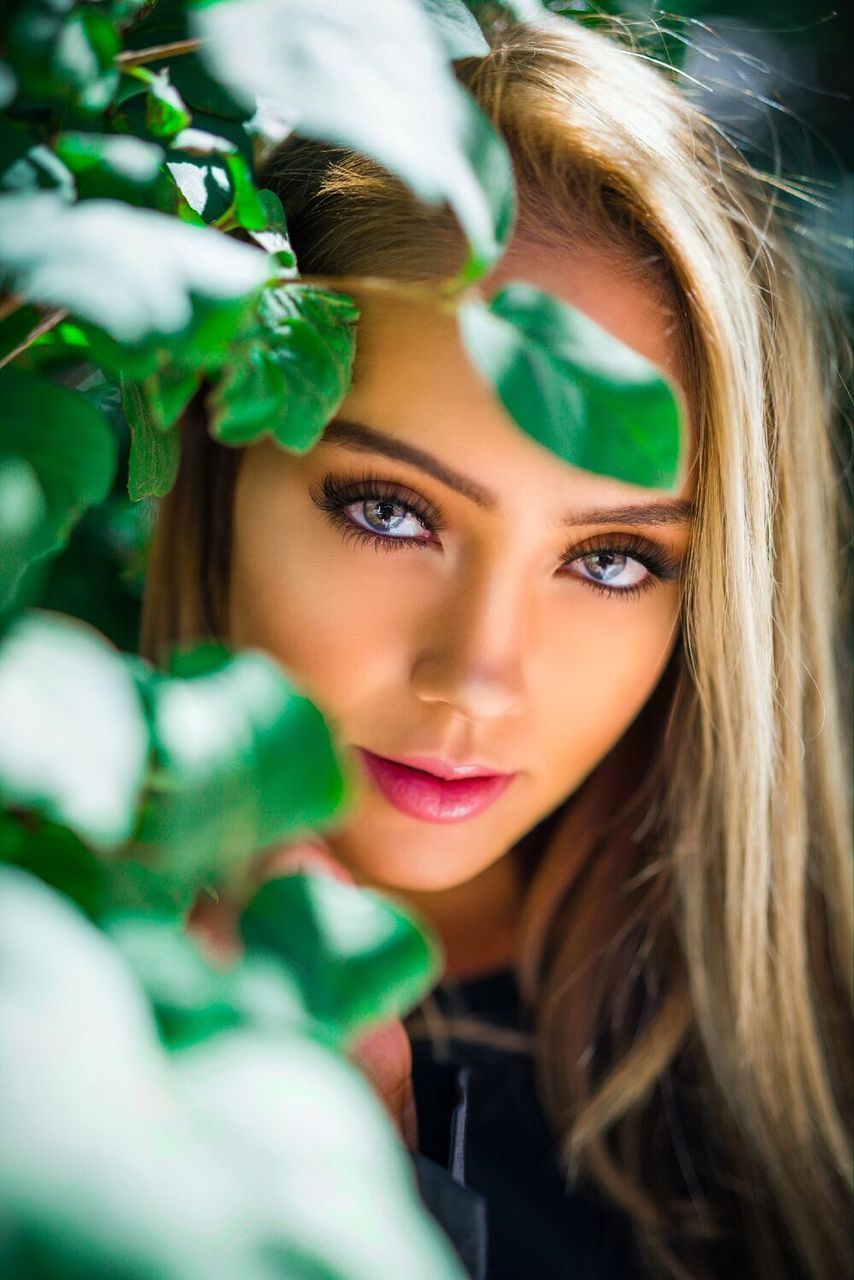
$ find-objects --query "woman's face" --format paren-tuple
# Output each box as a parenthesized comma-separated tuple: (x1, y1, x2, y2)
(228, 244, 696, 907)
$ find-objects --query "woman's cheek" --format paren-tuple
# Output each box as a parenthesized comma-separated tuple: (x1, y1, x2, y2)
(540, 600, 680, 786)
(230, 527, 412, 711)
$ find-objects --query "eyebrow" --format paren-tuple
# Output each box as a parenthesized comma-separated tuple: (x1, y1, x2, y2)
(321, 418, 696, 527)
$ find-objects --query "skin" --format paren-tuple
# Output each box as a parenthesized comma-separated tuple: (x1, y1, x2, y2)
(225, 241, 696, 982)
(185, 241, 697, 1146)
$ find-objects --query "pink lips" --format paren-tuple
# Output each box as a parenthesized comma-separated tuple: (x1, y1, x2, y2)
(355, 747, 516, 823)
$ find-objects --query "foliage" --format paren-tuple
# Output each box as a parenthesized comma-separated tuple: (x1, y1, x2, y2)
(0, 0, 689, 1275)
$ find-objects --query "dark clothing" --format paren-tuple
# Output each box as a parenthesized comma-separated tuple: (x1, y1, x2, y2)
(407, 968, 645, 1280)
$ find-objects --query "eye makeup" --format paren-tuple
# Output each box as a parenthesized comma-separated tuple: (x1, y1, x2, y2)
(308, 468, 686, 602)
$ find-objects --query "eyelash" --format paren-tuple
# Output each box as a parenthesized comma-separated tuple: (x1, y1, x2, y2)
(308, 469, 684, 602)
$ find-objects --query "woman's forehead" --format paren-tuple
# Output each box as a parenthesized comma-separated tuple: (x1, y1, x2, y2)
(314, 407, 696, 531)
(335, 249, 695, 510)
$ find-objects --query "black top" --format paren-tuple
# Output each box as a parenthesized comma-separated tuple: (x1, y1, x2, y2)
(406, 967, 646, 1280)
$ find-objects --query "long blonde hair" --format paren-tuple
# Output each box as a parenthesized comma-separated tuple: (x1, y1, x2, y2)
(140, 13, 852, 1280)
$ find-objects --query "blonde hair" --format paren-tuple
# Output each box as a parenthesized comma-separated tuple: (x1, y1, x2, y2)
(141, 13, 852, 1280)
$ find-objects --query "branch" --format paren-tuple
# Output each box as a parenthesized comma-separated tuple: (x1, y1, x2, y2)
(293, 273, 470, 313)
(116, 39, 202, 70)
(0, 309, 68, 372)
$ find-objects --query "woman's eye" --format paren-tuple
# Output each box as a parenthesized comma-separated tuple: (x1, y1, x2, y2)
(567, 549, 649, 591)
(347, 498, 432, 541)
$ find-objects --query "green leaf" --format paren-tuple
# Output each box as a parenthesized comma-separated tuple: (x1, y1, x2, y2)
(0, 813, 192, 927)
(105, 913, 309, 1049)
(123, 361, 202, 431)
(164, 127, 235, 224)
(0, 192, 270, 348)
(0, 118, 76, 199)
(248, 188, 297, 267)
(165, 129, 265, 230)
(0, 366, 118, 564)
(209, 284, 359, 449)
(223, 151, 267, 230)
(0, 457, 47, 620)
(0, 866, 467, 1279)
(191, 0, 516, 282)
(458, 282, 685, 487)
(137, 644, 352, 882)
(0, 814, 107, 920)
(0, 62, 16, 109)
(7, 1, 121, 114)
(0, 611, 150, 850)
(141, 66, 193, 139)
(122, 0, 255, 122)
(0, 303, 42, 366)
(123, 379, 183, 500)
(122, 367, 201, 501)
(241, 873, 443, 1044)
(55, 131, 167, 205)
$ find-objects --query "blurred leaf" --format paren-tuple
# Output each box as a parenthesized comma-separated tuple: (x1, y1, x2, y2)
(421, 0, 490, 57)
(33, 396, 151, 652)
(7, 0, 121, 114)
(0, 611, 150, 850)
(209, 283, 359, 449)
(468, 0, 548, 23)
(0, 457, 47, 620)
(0, 866, 468, 1280)
(0, 813, 193, 925)
(123, 0, 255, 122)
(458, 281, 685, 487)
(0, 192, 270, 352)
(0, 366, 118, 565)
(55, 131, 168, 205)
(241, 872, 443, 1044)
(0, 814, 107, 919)
(0, 62, 16, 109)
(83, 290, 263, 382)
(106, 913, 310, 1049)
(0, 303, 43, 364)
(110, 0, 160, 23)
(191, 0, 516, 282)
(27, 317, 93, 364)
(136, 643, 352, 882)
(0, 118, 76, 198)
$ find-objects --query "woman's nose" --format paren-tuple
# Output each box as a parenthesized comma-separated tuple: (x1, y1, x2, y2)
(409, 558, 529, 722)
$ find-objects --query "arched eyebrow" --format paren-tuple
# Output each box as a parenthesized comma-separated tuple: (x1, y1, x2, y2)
(321, 418, 695, 527)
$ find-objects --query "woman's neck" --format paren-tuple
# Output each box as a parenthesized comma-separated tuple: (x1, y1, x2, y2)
(382, 845, 527, 983)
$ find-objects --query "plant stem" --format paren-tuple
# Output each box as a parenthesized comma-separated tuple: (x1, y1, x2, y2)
(294, 273, 471, 314)
(116, 39, 202, 69)
(0, 309, 68, 371)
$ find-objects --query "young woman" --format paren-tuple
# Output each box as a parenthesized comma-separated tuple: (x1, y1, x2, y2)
(140, 13, 852, 1280)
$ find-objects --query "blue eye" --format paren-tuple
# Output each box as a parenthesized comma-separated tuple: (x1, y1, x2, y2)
(569, 548, 650, 592)
(310, 470, 685, 601)
(350, 497, 433, 542)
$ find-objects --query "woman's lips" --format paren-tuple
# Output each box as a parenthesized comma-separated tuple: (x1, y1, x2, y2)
(355, 747, 516, 823)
